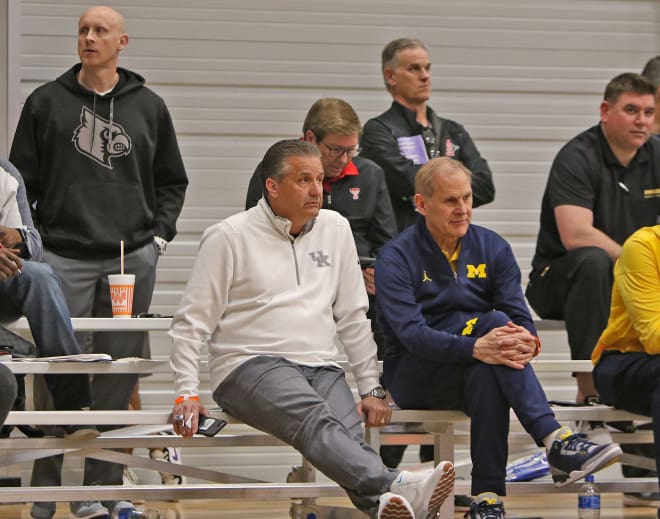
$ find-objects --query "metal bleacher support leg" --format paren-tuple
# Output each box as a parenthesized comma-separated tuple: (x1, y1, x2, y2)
(288, 458, 317, 507)
(432, 422, 455, 519)
(288, 456, 368, 518)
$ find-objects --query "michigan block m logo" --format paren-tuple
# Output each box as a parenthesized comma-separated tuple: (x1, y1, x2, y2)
(466, 263, 487, 279)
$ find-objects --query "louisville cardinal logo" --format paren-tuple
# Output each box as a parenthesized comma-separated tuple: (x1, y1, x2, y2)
(72, 106, 132, 169)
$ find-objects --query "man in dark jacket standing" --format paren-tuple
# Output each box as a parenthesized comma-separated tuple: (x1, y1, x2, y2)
(360, 38, 494, 232)
(10, 6, 188, 519)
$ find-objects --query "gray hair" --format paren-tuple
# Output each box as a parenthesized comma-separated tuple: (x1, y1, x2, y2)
(259, 139, 321, 195)
(381, 38, 428, 93)
(415, 157, 472, 198)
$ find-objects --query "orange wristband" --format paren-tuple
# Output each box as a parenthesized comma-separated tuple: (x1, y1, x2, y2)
(174, 395, 200, 405)
(533, 336, 542, 356)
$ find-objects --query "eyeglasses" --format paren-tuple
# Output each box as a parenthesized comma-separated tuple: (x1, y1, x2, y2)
(320, 141, 360, 158)
(422, 127, 440, 158)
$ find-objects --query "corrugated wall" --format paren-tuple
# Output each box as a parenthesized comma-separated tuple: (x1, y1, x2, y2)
(10, 0, 660, 483)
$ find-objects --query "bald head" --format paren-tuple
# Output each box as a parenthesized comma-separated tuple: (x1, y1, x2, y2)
(77, 5, 128, 72)
(79, 6, 125, 33)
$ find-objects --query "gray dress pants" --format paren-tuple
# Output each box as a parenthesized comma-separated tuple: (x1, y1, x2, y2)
(214, 355, 397, 518)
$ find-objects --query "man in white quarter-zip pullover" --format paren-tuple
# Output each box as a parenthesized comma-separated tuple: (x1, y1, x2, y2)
(169, 140, 455, 519)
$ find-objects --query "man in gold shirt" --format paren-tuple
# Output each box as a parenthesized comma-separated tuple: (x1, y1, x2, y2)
(592, 225, 660, 514)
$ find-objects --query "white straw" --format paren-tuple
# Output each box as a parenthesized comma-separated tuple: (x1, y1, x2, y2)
(120, 240, 124, 275)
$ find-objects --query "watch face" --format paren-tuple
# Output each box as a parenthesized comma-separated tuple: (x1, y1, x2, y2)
(362, 386, 386, 399)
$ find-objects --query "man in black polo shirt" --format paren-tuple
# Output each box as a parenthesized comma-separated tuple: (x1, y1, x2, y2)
(526, 73, 660, 415)
(360, 37, 494, 232)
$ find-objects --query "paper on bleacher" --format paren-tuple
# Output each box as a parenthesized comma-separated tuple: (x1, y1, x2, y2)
(13, 353, 112, 362)
(11, 355, 170, 368)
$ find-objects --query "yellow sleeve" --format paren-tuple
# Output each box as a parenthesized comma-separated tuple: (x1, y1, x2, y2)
(616, 233, 660, 353)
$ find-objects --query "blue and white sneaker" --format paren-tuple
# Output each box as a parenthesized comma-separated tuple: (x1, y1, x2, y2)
(464, 492, 505, 519)
(505, 452, 550, 482)
(111, 501, 134, 519)
(547, 426, 622, 486)
(149, 432, 184, 485)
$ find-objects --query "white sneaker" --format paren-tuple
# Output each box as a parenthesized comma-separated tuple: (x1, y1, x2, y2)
(378, 492, 415, 519)
(149, 449, 184, 485)
(389, 461, 455, 519)
(575, 420, 613, 445)
(150, 432, 185, 485)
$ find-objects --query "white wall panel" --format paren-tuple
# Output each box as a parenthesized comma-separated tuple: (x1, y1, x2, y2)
(12, 0, 660, 483)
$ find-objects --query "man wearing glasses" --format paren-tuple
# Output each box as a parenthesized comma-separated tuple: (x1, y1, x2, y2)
(246, 98, 397, 356)
(360, 38, 495, 232)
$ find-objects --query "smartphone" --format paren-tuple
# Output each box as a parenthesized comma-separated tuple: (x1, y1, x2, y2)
(197, 415, 227, 437)
(359, 256, 376, 269)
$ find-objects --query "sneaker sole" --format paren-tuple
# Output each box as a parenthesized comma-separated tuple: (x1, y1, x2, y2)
(424, 461, 455, 519)
(379, 494, 414, 519)
(553, 443, 622, 487)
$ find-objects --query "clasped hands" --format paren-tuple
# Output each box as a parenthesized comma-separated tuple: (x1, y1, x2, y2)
(473, 321, 537, 369)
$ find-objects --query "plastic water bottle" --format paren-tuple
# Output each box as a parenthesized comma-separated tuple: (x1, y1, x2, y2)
(117, 508, 161, 519)
(578, 474, 600, 518)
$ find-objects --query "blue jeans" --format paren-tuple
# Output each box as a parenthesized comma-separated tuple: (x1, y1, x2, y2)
(0, 261, 91, 410)
(31, 242, 158, 518)
(0, 364, 17, 426)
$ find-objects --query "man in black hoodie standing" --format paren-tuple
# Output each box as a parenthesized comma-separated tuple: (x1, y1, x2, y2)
(10, 6, 188, 519)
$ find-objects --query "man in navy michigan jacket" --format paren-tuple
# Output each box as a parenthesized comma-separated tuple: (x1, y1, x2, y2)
(375, 156, 622, 519)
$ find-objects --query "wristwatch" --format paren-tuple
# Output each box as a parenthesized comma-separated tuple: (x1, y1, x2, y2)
(360, 386, 386, 400)
(154, 236, 168, 255)
(16, 227, 27, 244)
